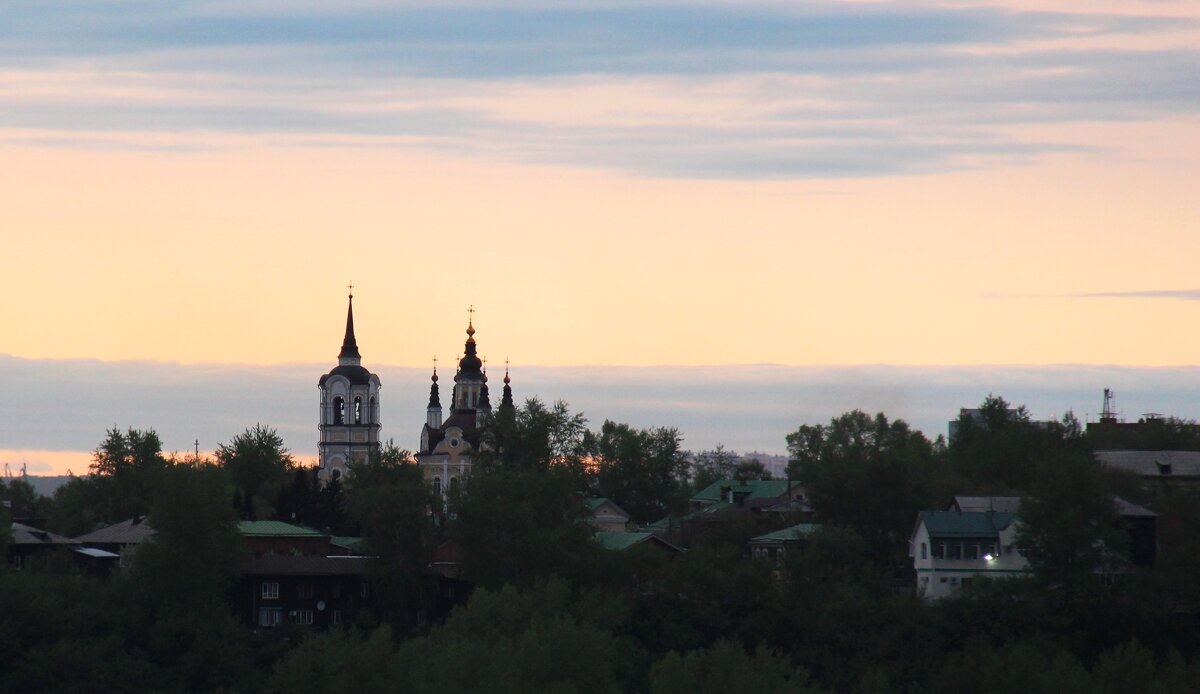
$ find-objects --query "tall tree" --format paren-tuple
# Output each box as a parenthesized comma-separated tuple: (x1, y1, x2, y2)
(786, 410, 946, 559)
(51, 427, 168, 534)
(346, 442, 436, 629)
(591, 420, 690, 525)
(1016, 451, 1124, 600)
(690, 445, 739, 491)
(217, 424, 295, 520)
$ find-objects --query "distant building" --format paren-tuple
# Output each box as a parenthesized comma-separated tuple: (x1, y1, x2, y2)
(317, 292, 382, 483)
(1095, 450, 1200, 491)
(586, 498, 630, 532)
(911, 495, 1158, 600)
(748, 523, 819, 564)
(415, 316, 516, 498)
(910, 510, 1024, 600)
(650, 479, 811, 549)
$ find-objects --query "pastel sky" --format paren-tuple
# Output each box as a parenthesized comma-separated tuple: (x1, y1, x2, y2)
(1, 1, 1198, 473)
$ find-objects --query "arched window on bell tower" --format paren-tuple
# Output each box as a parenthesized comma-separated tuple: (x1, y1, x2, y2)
(354, 396, 363, 424)
(334, 397, 345, 425)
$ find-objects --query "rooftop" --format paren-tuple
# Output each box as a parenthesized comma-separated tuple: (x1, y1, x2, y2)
(237, 521, 326, 538)
(750, 523, 821, 544)
(918, 511, 1016, 539)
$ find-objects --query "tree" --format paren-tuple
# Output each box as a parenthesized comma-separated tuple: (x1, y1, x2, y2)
(1016, 451, 1124, 600)
(217, 424, 295, 520)
(786, 410, 946, 558)
(949, 395, 1086, 492)
(690, 445, 739, 491)
(454, 400, 600, 588)
(591, 420, 690, 524)
(651, 641, 820, 694)
(346, 442, 436, 629)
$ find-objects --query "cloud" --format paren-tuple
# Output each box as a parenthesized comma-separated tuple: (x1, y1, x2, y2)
(6, 356, 1200, 467)
(1075, 289, 1200, 300)
(0, 1, 1195, 178)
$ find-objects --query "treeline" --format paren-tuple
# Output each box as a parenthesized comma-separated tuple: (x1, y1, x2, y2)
(4, 396, 1200, 692)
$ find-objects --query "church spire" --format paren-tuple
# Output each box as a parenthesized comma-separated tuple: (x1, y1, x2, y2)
(500, 359, 514, 411)
(478, 358, 492, 414)
(338, 285, 361, 362)
(427, 359, 441, 409)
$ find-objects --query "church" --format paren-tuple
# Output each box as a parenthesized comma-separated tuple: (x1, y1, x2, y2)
(316, 293, 514, 492)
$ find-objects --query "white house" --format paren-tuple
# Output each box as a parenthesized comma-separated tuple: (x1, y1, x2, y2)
(909, 510, 1029, 600)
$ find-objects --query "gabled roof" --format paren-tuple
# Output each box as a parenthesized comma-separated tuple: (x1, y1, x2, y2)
(1095, 450, 1200, 478)
(692, 479, 797, 503)
(586, 497, 629, 516)
(237, 521, 326, 538)
(11, 522, 79, 546)
(74, 516, 156, 545)
(918, 511, 1016, 539)
(750, 523, 820, 544)
(594, 531, 682, 553)
(952, 495, 1156, 519)
(952, 496, 1022, 514)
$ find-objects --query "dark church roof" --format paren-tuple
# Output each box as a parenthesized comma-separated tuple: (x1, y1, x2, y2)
(456, 322, 483, 379)
(319, 364, 374, 386)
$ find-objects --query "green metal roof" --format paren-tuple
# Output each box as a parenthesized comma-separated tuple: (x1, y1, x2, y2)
(692, 479, 795, 503)
(750, 523, 820, 544)
(594, 531, 656, 550)
(237, 521, 326, 538)
(919, 511, 1015, 539)
(331, 536, 364, 551)
(586, 497, 611, 511)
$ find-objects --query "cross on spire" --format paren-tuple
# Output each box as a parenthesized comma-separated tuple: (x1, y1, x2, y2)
(347, 281, 354, 298)
(468, 304, 474, 326)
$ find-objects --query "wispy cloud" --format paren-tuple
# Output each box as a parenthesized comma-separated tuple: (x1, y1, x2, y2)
(0, 1, 1195, 178)
(1075, 289, 1200, 300)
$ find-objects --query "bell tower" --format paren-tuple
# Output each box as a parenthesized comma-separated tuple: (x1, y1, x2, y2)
(318, 287, 381, 482)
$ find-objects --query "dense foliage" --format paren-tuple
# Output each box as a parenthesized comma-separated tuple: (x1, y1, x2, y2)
(6, 396, 1200, 692)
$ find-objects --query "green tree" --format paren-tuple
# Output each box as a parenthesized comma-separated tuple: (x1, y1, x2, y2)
(950, 395, 1086, 492)
(1016, 451, 1124, 600)
(217, 424, 295, 520)
(346, 442, 436, 630)
(591, 420, 690, 524)
(651, 641, 821, 694)
(454, 400, 600, 588)
(786, 410, 946, 558)
(690, 445, 740, 491)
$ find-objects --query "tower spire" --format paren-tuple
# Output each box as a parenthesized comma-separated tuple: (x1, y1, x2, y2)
(500, 358, 514, 411)
(338, 285, 361, 362)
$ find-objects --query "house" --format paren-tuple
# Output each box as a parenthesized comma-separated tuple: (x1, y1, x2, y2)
(910, 511, 1026, 600)
(651, 479, 811, 549)
(748, 523, 819, 564)
(9, 521, 118, 574)
(74, 515, 156, 558)
(237, 554, 372, 630)
(594, 531, 683, 554)
(949, 495, 1157, 568)
(587, 498, 630, 532)
(1095, 450, 1200, 491)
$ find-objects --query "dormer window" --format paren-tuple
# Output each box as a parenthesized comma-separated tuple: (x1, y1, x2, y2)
(333, 397, 345, 425)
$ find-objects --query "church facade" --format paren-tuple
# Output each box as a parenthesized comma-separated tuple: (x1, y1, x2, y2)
(415, 318, 515, 497)
(317, 293, 382, 482)
(315, 296, 513, 491)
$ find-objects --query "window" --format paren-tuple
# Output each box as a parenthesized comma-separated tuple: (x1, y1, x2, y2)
(291, 609, 314, 625)
(947, 543, 962, 560)
(921, 542, 927, 559)
(297, 583, 314, 600)
(333, 397, 345, 425)
(433, 477, 442, 496)
(259, 607, 283, 628)
(262, 582, 280, 599)
(370, 397, 377, 423)
(932, 543, 945, 559)
(332, 610, 343, 625)
(983, 543, 998, 558)
(360, 582, 370, 598)
(354, 397, 363, 424)
(964, 544, 979, 560)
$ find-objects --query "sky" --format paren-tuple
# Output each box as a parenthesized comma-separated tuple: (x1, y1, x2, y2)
(1, 0, 1198, 474)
